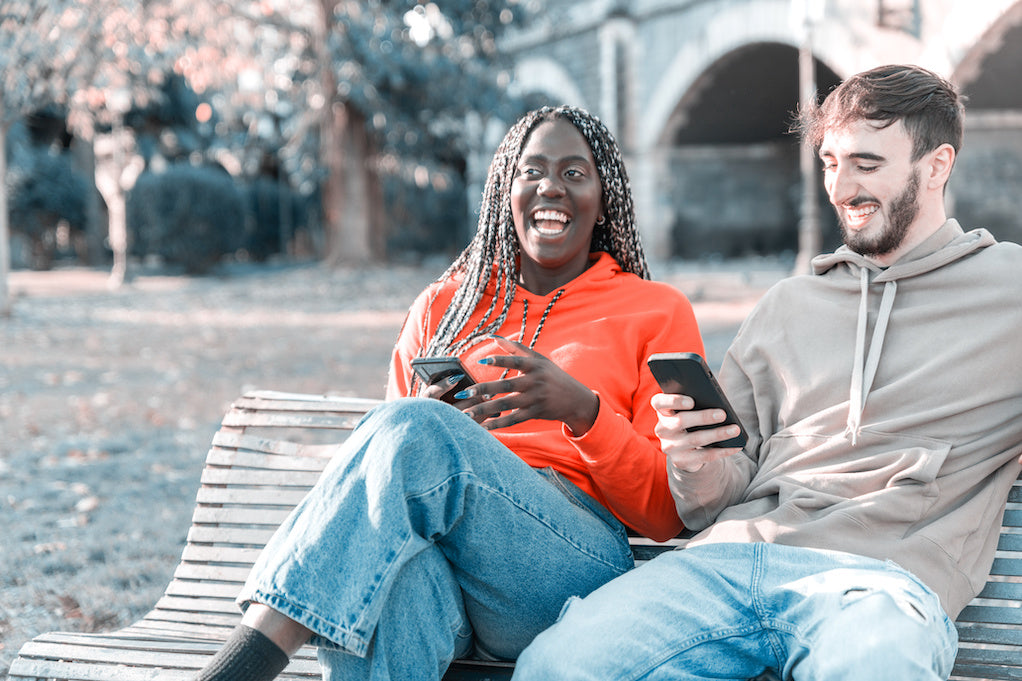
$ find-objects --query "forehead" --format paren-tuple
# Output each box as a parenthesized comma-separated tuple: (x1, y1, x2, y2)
(521, 119, 594, 161)
(819, 118, 913, 160)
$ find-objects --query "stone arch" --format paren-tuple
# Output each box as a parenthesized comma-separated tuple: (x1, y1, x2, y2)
(952, 0, 1022, 107)
(511, 57, 588, 110)
(638, 0, 856, 151)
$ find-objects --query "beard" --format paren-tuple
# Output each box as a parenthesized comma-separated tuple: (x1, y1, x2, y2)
(839, 170, 920, 258)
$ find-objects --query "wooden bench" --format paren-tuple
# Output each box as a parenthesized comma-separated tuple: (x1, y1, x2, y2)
(10, 390, 1022, 681)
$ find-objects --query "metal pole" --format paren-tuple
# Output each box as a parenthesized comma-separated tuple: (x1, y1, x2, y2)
(794, 15, 821, 275)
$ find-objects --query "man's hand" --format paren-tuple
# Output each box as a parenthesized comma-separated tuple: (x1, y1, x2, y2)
(651, 393, 744, 472)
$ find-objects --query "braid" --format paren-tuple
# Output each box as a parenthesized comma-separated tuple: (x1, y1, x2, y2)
(416, 105, 649, 386)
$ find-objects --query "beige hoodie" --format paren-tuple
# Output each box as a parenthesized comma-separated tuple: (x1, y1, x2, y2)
(670, 220, 1022, 618)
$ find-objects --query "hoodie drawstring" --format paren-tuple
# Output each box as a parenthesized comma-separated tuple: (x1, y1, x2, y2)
(846, 267, 898, 445)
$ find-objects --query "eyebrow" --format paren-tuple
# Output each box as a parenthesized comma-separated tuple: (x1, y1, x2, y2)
(520, 153, 594, 165)
(819, 150, 886, 163)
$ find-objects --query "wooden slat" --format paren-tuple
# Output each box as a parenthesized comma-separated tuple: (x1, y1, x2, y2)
(189, 505, 293, 526)
(163, 580, 244, 599)
(194, 486, 311, 507)
(233, 392, 381, 412)
(179, 544, 263, 565)
(220, 411, 368, 430)
(172, 562, 252, 583)
(200, 466, 324, 487)
(205, 444, 333, 469)
(185, 525, 278, 546)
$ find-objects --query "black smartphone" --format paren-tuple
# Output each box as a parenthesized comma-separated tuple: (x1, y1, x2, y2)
(410, 356, 476, 403)
(646, 352, 748, 448)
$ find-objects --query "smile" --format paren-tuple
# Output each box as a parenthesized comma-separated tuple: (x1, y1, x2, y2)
(531, 209, 571, 236)
(843, 202, 879, 227)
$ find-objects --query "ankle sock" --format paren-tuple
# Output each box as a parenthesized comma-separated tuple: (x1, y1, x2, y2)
(196, 624, 291, 681)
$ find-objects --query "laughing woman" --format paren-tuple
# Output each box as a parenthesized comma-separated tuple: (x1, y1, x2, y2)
(195, 105, 704, 681)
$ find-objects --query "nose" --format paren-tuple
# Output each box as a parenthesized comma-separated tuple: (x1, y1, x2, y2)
(537, 176, 565, 197)
(826, 166, 857, 206)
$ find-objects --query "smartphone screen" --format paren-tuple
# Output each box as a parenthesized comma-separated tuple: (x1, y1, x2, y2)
(646, 352, 748, 448)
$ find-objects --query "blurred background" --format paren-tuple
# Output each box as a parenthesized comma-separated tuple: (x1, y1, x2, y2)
(2, 0, 1021, 308)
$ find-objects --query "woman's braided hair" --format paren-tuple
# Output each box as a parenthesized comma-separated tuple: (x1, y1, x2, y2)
(419, 105, 650, 365)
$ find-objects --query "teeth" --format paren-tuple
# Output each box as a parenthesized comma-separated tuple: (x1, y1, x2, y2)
(847, 204, 878, 220)
(533, 210, 569, 223)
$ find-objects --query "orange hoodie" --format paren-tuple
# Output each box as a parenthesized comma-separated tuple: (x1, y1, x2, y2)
(387, 252, 704, 541)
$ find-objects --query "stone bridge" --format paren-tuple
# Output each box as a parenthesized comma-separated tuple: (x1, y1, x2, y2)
(490, 0, 1022, 262)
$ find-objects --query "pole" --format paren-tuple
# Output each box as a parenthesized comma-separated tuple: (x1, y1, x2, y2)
(793, 10, 821, 275)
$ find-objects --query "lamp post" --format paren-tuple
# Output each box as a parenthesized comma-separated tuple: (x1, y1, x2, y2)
(792, 0, 824, 275)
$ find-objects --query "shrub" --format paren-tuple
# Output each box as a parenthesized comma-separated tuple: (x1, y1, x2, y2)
(8, 147, 90, 269)
(127, 164, 244, 274)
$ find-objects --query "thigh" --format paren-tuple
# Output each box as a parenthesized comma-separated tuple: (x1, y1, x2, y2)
(514, 544, 776, 681)
(438, 465, 634, 659)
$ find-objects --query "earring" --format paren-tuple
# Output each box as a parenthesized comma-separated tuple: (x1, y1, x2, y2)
(596, 215, 606, 226)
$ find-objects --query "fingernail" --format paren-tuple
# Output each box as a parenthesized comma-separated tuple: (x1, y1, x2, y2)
(478, 357, 494, 365)
(453, 389, 472, 400)
(447, 373, 465, 385)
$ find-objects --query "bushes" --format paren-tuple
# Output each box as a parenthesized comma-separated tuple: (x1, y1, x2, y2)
(8, 147, 91, 269)
(127, 164, 245, 274)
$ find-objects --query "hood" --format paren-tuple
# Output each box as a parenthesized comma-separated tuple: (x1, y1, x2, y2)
(809, 220, 996, 444)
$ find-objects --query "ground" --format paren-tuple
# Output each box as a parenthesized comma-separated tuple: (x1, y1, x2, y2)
(0, 258, 786, 677)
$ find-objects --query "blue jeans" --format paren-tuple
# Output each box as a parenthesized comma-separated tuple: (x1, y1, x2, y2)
(237, 397, 633, 681)
(513, 542, 958, 680)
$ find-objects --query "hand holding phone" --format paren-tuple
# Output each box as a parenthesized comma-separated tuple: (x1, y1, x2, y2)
(647, 352, 748, 448)
(410, 356, 476, 404)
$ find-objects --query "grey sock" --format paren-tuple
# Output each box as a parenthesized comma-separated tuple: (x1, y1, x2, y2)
(196, 624, 290, 681)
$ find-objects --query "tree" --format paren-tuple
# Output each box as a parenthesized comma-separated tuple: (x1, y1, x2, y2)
(314, 0, 531, 264)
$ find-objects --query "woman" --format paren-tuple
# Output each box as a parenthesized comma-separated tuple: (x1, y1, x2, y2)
(197, 106, 704, 681)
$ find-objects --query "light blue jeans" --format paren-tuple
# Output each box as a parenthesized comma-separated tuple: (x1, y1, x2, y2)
(513, 542, 958, 680)
(237, 397, 633, 681)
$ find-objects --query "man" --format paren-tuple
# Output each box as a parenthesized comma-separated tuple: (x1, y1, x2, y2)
(512, 64, 1022, 680)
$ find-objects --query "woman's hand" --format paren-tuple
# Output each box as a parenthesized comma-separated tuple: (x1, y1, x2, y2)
(453, 339, 599, 435)
(651, 393, 744, 472)
(420, 373, 470, 403)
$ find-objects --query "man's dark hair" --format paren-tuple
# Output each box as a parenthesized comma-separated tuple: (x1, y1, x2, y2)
(798, 64, 966, 161)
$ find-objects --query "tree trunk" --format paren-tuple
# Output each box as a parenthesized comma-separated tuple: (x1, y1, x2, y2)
(317, 0, 385, 266)
(0, 121, 11, 317)
(93, 124, 138, 287)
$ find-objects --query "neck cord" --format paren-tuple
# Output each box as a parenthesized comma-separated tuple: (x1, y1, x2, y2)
(520, 288, 566, 350)
(498, 288, 565, 381)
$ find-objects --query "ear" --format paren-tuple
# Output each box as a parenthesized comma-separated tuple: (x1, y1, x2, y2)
(925, 143, 956, 190)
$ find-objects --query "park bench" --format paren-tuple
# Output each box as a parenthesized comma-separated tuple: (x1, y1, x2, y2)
(10, 390, 1022, 681)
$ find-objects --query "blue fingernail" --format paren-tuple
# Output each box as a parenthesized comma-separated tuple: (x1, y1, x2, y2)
(478, 357, 494, 365)
(448, 373, 465, 385)
(453, 390, 471, 400)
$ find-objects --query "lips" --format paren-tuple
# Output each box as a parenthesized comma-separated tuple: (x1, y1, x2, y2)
(842, 201, 879, 229)
(531, 209, 571, 236)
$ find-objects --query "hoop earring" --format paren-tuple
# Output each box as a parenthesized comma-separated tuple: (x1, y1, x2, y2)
(596, 215, 606, 226)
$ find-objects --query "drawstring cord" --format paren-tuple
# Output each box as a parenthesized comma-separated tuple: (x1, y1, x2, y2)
(846, 268, 897, 445)
(498, 288, 565, 380)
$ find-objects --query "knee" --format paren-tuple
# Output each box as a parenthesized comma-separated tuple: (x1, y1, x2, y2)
(367, 396, 457, 427)
(802, 589, 953, 679)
